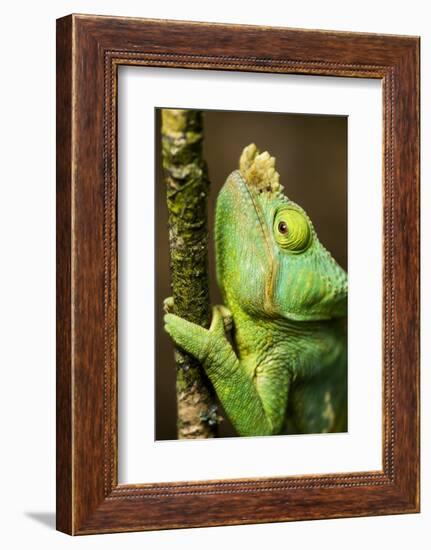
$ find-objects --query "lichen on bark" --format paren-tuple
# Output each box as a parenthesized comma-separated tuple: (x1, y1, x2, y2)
(161, 109, 217, 439)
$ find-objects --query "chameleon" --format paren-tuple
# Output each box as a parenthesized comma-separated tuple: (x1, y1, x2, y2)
(164, 143, 347, 437)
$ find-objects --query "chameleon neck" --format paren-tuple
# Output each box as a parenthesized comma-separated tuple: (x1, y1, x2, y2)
(231, 308, 346, 380)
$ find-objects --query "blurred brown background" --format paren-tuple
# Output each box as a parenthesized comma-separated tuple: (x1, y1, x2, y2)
(155, 109, 347, 440)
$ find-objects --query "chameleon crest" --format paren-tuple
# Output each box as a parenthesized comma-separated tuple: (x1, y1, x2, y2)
(239, 143, 284, 197)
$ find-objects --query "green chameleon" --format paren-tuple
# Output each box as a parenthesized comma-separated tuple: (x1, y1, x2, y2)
(164, 143, 347, 437)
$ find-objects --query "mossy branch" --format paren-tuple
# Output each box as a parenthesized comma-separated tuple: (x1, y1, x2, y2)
(161, 109, 218, 439)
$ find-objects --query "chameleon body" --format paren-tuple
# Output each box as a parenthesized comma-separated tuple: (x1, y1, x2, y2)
(164, 144, 347, 436)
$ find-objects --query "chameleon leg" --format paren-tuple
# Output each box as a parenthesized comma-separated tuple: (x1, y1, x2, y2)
(164, 311, 211, 364)
(164, 307, 283, 436)
(164, 296, 232, 331)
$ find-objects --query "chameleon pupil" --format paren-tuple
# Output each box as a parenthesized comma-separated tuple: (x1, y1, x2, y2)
(278, 221, 288, 234)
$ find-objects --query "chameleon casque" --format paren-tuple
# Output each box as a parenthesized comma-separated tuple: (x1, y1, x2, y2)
(164, 143, 347, 437)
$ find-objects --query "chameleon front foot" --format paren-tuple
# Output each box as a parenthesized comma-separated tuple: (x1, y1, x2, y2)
(164, 312, 210, 362)
(164, 305, 233, 363)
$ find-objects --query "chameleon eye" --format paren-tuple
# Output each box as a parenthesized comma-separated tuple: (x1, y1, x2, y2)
(278, 221, 288, 234)
(274, 207, 311, 252)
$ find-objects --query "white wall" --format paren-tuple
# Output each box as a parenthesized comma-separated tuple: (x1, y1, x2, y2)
(0, 1, 428, 548)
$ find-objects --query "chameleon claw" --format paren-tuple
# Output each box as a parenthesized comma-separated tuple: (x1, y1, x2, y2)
(215, 305, 233, 333)
(163, 296, 174, 314)
(200, 404, 223, 426)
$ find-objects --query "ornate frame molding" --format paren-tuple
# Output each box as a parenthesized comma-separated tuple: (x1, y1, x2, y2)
(57, 14, 419, 534)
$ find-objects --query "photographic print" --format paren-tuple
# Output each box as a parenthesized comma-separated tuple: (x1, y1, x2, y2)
(155, 108, 347, 440)
(57, 15, 419, 533)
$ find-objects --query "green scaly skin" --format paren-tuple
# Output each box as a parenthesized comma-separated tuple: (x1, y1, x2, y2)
(164, 144, 347, 437)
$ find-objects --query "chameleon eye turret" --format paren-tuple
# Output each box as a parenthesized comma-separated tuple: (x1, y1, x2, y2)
(273, 206, 311, 252)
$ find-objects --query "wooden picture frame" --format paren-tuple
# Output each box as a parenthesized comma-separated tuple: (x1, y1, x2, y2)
(56, 14, 420, 535)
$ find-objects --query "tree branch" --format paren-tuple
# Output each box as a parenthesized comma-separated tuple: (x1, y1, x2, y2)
(161, 109, 218, 439)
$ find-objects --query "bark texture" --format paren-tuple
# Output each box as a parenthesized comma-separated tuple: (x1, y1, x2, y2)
(161, 109, 218, 439)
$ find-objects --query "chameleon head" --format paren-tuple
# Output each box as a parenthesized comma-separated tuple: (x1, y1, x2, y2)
(215, 143, 347, 322)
